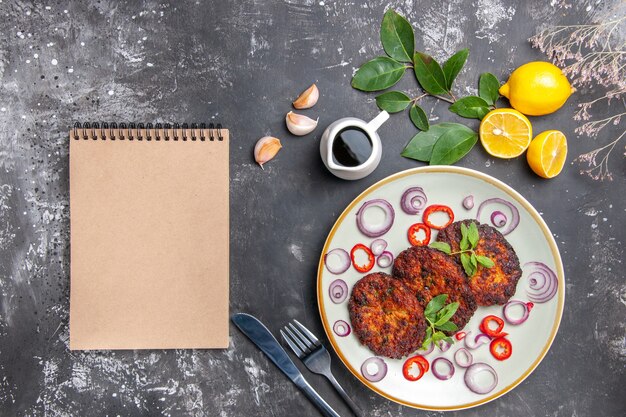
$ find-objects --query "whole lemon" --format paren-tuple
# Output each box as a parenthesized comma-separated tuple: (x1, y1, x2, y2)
(499, 62, 573, 116)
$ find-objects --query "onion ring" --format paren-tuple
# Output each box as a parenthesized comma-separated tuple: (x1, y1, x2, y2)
(525, 261, 558, 303)
(464, 363, 498, 394)
(462, 195, 474, 210)
(490, 210, 507, 228)
(437, 339, 451, 352)
(464, 331, 491, 350)
(376, 251, 394, 268)
(361, 357, 387, 382)
(356, 199, 395, 238)
(324, 248, 350, 275)
(332, 320, 351, 337)
(454, 348, 473, 368)
(432, 357, 455, 380)
(503, 300, 530, 325)
(476, 198, 520, 235)
(328, 279, 348, 304)
(370, 239, 387, 256)
(400, 187, 428, 215)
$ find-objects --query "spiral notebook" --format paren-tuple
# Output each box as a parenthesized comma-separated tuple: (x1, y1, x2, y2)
(69, 123, 229, 350)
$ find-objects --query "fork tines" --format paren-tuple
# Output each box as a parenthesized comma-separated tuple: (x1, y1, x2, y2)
(280, 319, 322, 358)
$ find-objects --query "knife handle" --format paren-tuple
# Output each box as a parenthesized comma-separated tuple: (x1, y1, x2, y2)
(296, 377, 341, 417)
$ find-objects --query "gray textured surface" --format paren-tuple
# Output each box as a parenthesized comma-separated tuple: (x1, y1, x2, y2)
(0, 1, 624, 416)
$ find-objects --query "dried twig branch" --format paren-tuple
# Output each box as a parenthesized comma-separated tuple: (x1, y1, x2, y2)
(529, 12, 625, 180)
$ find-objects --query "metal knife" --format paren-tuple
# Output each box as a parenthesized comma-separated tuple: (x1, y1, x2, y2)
(232, 313, 341, 417)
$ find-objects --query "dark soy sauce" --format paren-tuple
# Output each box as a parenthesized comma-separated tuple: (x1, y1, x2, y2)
(331, 127, 373, 167)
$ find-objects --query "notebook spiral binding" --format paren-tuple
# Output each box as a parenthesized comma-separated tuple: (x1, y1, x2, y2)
(72, 122, 224, 142)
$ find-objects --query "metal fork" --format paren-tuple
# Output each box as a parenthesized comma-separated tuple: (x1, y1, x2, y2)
(281, 320, 363, 417)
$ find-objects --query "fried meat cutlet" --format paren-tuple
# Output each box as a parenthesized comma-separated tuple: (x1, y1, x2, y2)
(436, 219, 522, 306)
(392, 246, 477, 333)
(348, 272, 426, 359)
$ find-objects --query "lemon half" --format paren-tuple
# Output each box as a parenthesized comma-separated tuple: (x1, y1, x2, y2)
(479, 108, 533, 159)
(527, 130, 568, 178)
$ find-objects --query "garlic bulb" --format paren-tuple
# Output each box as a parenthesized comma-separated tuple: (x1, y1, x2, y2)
(292, 84, 319, 109)
(285, 111, 318, 136)
(254, 136, 282, 169)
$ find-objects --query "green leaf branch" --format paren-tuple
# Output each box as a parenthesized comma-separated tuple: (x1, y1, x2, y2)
(429, 222, 495, 277)
(351, 9, 503, 165)
(422, 294, 459, 350)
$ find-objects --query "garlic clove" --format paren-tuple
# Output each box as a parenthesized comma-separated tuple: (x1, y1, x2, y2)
(254, 136, 282, 169)
(292, 83, 319, 109)
(286, 111, 318, 136)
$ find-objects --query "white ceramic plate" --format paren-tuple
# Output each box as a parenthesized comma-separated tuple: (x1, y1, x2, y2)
(317, 167, 564, 411)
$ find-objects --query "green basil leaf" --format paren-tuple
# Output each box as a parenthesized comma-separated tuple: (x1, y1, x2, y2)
(429, 126, 478, 165)
(401, 122, 460, 162)
(468, 222, 480, 248)
(413, 52, 448, 95)
(436, 321, 458, 332)
(443, 336, 455, 345)
(380, 9, 414, 63)
(476, 255, 495, 268)
(425, 327, 433, 340)
(470, 252, 478, 268)
(375, 91, 411, 113)
(351, 57, 406, 92)
(422, 327, 433, 349)
(442, 48, 469, 90)
(434, 302, 460, 326)
(428, 241, 451, 254)
(479, 72, 500, 106)
(460, 222, 469, 251)
(434, 307, 446, 323)
(432, 331, 446, 344)
(424, 294, 448, 317)
(449, 96, 491, 119)
(410, 103, 429, 131)
(460, 253, 474, 276)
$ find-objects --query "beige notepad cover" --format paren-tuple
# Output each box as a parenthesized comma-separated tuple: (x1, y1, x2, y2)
(69, 128, 229, 350)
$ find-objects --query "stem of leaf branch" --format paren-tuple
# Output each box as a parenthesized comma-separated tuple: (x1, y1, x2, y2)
(412, 93, 457, 104)
(412, 93, 428, 103)
(433, 94, 455, 104)
(450, 249, 473, 256)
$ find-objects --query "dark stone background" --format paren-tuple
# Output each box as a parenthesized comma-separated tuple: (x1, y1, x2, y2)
(0, 1, 624, 416)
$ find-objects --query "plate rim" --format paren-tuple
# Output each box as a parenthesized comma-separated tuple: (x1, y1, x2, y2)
(316, 166, 565, 411)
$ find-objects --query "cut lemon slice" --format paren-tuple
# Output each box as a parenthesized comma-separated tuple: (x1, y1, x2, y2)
(527, 130, 568, 178)
(479, 108, 533, 158)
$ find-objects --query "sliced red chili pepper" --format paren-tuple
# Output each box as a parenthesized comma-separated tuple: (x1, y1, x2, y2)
(454, 331, 466, 341)
(402, 355, 429, 381)
(490, 336, 513, 360)
(350, 243, 375, 273)
(526, 302, 534, 312)
(415, 356, 429, 373)
(480, 315, 506, 338)
(422, 205, 455, 230)
(407, 223, 431, 246)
